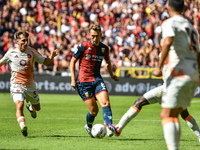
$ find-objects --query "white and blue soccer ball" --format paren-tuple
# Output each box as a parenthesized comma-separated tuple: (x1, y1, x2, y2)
(91, 124, 107, 138)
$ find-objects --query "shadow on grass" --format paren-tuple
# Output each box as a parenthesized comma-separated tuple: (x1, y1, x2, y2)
(28, 135, 88, 138)
(0, 149, 38, 150)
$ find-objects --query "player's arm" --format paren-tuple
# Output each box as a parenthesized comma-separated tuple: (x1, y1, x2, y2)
(198, 53, 200, 73)
(105, 59, 119, 81)
(154, 37, 173, 76)
(69, 57, 78, 89)
(0, 61, 5, 67)
(43, 49, 58, 65)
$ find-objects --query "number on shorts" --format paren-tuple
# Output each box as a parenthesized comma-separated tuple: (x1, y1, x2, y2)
(33, 91, 38, 98)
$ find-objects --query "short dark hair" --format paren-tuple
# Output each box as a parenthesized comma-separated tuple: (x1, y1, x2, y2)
(169, 0, 184, 12)
(89, 24, 101, 32)
(15, 31, 29, 39)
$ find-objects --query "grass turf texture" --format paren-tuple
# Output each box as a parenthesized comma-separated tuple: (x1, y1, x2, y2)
(0, 93, 200, 150)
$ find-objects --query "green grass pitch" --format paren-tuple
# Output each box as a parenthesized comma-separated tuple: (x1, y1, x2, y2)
(0, 93, 200, 150)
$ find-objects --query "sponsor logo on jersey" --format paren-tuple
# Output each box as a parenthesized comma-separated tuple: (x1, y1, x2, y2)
(86, 54, 91, 59)
(101, 48, 105, 53)
(92, 55, 104, 61)
(88, 47, 92, 50)
(85, 92, 89, 97)
(14, 55, 18, 58)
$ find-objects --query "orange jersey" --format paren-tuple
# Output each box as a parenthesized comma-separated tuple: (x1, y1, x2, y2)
(0, 47, 45, 87)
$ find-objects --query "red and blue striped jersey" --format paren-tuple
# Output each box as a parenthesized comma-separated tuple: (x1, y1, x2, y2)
(73, 40, 110, 82)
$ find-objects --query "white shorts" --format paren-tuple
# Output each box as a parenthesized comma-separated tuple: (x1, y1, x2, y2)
(11, 85, 40, 105)
(143, 85, 163, 104)
(161, 78, 198, 109)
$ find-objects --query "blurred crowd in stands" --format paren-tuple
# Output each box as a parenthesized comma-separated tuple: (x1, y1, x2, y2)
(0, 0, 199, 75)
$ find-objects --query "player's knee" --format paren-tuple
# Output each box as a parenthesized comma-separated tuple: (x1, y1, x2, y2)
(35, 107, 40, 111)
(33, 105, 40, 111)
(180, 109, 189, 120)
(102, 101, 110, 107)
(16, 102, 24, 110)
(160, 111, 166, 120)
(133, 97, 146, 109)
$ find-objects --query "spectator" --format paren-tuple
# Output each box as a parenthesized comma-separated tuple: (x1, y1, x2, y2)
(0, 0, 199, 76)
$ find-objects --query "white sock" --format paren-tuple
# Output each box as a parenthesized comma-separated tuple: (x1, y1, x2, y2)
(19, 122, 26, 129)
(185, 115, 200, 140)
(29, 105, 35, 111)
(117, 106, 140, 131)
(17, 116, 26, 129)
(162, 117, 180, 150)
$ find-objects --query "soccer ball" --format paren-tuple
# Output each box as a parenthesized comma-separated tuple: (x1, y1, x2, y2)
(91, 124, 107, 138)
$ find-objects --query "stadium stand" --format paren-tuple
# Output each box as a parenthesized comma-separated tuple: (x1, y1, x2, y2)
(0, 0, 199, 77)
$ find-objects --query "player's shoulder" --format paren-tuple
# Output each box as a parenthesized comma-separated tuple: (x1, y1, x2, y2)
(27, 46, 36, 51)
(100, 42, 109, 50)
(82, 40, 91, 47)
(6, 47, 17, 53)
(27, 46, 41, 54)
(161, 18, 173, 29)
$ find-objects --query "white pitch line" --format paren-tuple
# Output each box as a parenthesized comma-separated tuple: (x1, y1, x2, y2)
(191, 100, 200, 103)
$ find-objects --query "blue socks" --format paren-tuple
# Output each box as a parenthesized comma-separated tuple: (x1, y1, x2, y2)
(103, 106, 112, 124)
(86, 112, 95, 128)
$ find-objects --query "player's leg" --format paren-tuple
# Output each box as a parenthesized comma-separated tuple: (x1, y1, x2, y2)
(26, 89, 41, 118)
(118, 96, 149, 130)
(12, 93, 28, 137)
(85, 97, 99, 127)
(106, 85, 163, 136)
(76, 81, 97, 137)
(181, 109, 200, 142)
(161, 107, 182, 150)
(84, 97, 98, 138)
(96, 91, 113, 136)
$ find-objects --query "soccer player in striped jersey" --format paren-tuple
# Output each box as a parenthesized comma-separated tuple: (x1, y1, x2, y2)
(0, 31, 58, 137)
(70, 24, 119, 137)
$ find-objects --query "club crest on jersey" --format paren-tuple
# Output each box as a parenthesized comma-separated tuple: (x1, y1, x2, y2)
(101, 48, 105, 53)
(85, 92, 89, 97)
(20, 60, 27, 66)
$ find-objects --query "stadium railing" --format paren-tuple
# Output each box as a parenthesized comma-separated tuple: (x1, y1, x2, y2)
(115, 67, 163, 79)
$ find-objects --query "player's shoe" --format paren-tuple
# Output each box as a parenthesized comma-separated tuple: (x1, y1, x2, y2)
(21, 126, 28, 137)
(104, 121, 121, 136)
(26, 104, 37, 118)
(84, 124, 94, 138)
(106, 127, 114, 137)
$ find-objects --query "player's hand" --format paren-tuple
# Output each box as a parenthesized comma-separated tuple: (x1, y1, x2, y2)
(71, 80, 77, 90)
(153, 68, 162, 77)
(51, 49, 59, 58)
(111, 75, 119, 81)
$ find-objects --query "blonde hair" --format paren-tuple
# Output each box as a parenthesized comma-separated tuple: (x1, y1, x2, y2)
(89, 24, 101, 32)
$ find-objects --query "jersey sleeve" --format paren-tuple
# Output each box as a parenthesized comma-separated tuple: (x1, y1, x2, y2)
(0, 51, 11, 64)
(104, 47, 110, 62)
(73, 44, 84, 59)
(34, 50, 46, 64)
(162, 20, 175, 39)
